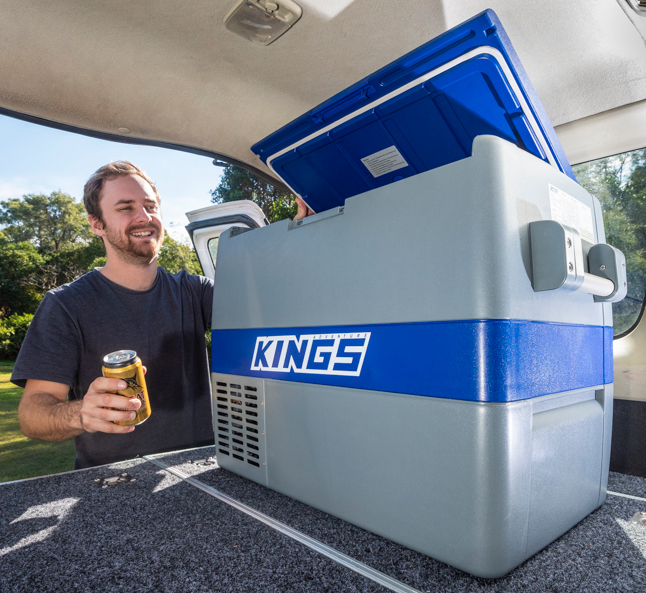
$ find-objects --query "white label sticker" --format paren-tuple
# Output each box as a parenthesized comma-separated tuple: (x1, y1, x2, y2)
(548, 184, 595, 243)
(360, 146, 408, 178)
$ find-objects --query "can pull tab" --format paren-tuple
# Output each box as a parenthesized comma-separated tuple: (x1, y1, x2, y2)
(529, 220, 627, 302)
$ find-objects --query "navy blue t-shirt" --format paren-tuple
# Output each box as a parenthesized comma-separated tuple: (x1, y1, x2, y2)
(12, 268, 214, 468)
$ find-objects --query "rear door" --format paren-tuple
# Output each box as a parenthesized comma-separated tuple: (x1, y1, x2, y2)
(185, 200, 267, 280)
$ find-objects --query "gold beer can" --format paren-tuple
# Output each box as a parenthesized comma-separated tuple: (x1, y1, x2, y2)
(102, 350, 152, 426)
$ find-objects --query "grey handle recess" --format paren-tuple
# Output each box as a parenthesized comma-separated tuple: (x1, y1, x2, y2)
(529, 220, 627, 303)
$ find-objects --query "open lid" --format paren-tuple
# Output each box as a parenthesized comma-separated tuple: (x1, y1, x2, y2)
(252, 10, 574, 214)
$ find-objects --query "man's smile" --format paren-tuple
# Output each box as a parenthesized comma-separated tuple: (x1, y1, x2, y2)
(130, 229, 156, 238)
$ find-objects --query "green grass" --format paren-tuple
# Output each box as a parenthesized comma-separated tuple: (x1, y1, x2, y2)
(0, 360, 76, 482)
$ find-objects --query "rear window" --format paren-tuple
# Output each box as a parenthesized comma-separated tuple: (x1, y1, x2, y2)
(572, 147, 646, 336)
(208, 237, 219, 269)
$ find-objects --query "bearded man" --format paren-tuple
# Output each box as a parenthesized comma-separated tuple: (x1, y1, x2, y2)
(12, 161, 215, 468)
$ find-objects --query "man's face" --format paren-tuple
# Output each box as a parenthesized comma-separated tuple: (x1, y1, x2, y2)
(90, 174, 164, 265)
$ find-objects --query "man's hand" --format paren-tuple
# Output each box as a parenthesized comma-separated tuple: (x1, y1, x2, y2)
(294, 197, 315, 221)
(79, 377, 141, 434)
(19, 376, 143, 442)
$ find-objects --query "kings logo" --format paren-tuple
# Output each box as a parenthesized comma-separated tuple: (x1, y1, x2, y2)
(250, 332, 370, 376)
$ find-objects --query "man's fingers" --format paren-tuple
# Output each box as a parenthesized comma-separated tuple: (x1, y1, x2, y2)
(294, 197, 306, 220)
(91, 377, 127, 393)
(81, 417, 135, 434)
(89, 393, 140, 410)
(80, 399, 138, 432)
(94, 407, 138, 423)
(294, 197, 314, 221)
(80, 376, 140, 435)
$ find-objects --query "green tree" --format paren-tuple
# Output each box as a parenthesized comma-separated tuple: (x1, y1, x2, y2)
(0, 313, 34, 359)
(0, 193, 103, 317)
(33, 237, 106, 295)
(0, 235, 106, 316)
(158, 235, 202, 274)
(0, 191, 92, 251)
(210, 166, 297, 223)
(0, 233, 44, 316)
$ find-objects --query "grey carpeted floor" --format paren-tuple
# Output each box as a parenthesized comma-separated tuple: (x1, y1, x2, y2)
(1, 446, 645, 592)
(608, 472, 646, 500)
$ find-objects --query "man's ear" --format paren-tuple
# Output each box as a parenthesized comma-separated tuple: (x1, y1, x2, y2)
(88, 215, 104, 237)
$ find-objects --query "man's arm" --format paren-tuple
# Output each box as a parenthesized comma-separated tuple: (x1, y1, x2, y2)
(18, 378, 141, 442)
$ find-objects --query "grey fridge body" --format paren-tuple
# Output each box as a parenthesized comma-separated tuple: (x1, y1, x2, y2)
(209, 136, 613, 577)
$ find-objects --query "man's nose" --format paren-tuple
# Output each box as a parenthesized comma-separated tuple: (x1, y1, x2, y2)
(134, 204, 153, 223)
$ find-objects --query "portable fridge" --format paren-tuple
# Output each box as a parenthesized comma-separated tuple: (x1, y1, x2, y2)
(207, 10, 626, 577)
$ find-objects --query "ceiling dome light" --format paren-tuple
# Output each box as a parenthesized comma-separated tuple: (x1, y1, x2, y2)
(223, 0, 302, 46)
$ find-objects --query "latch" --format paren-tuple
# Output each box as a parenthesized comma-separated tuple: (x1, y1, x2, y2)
(529, 220, 627, 302)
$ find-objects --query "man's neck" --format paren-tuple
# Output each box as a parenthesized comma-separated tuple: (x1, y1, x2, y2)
(98, 256, 159, 291)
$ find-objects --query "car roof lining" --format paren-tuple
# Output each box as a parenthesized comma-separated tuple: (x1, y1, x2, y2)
(1, 0, 645, 176)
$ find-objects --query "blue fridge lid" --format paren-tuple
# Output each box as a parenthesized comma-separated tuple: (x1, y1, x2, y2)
(252, 10, 575, 214)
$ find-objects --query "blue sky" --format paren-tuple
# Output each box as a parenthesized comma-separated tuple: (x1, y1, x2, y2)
(0, 114, 224, 243)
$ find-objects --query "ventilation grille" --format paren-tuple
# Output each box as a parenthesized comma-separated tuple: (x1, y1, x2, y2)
(213, 377, 265, 470)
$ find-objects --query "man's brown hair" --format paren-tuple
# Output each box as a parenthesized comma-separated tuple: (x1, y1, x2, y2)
(83, 161, 160, 223)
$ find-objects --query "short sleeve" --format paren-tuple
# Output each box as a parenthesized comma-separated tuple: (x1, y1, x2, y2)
(11, 291, 81, 389)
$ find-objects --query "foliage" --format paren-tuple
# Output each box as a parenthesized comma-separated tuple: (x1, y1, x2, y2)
(205, 328, 212, 362)
(0, 193, 104, 317)
(573, 148, 646, 334)
(0, 230, 105, 317)
(210, 165, 297, 222)
(30, 237, 107, 296)
(158, 235, 202, 275)
(0, 235, 44, 316)
(0, 313, 34, 359)
(0, 191, 93, 251)
(90, 255, 108, 269)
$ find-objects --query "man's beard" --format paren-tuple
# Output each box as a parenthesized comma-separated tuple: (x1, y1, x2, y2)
(103, 222, 164, 265)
